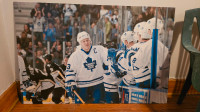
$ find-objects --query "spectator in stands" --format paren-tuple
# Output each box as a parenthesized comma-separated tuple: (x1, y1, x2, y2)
(111, 9, 119, 25)
(26, 41, 33, 57)
(60, 13, 64, 24)
(54, 18, 64, 41)
(105, 17, 112, 42)
(43, 3, 50, 18)
(44, 22, 56, 46)
(75, 4, 87, 19)
(145, 7, 155, 21)
(26, 41, 33, 65)
(50, 40, 62, 54)
(127, 6, 133, 31)
(88, 5, 100, 23)
(17, 43, 26, 57)
(63, 20, 72, 42)
(52, 45, 63, 64)
(100, 5, 108, 19)
(63, 4, 77, 24)
(111, 24, 118, 43)
(51, 4, 61, 19)
(80, 14, 88, 32)
(33, 8, 45, 44)
(46, 12, 55, 25)
(37, 41, 47, 54)
(23, 24, 32, 38)
(19, 31, 30, 50)
(30, 3, 42, 18)
(65, 41, 72, 55)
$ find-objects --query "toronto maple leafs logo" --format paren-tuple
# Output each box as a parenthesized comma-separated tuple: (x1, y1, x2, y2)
(84, 57, 97, 72)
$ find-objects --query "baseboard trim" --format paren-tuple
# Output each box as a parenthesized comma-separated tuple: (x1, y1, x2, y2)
(0, 82, 19, 112)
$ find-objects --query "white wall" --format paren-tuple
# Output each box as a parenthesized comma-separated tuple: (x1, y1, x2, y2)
(0, 0, 200, 95)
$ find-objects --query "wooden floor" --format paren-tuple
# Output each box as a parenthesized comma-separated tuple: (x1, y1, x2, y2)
(11, 95, 200, 112)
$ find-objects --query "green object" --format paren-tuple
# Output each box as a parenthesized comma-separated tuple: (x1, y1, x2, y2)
(182, 8, 200, 92)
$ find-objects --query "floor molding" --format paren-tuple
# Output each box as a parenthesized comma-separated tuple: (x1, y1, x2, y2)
(0, 82, 19, 112)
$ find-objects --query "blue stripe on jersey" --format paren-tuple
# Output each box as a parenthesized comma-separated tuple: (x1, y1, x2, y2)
(124, 49, 130, 58)
(118, 63, 126, 70)
(65, 80, 75, 83)
(142, 68, 149, 73)
(135, 73, 151, 79)
(128, 52, 135, 66)
(110, 68, 115, 74)
(105, 72, 111, 75)
(65, 74, 76, 77)
(65, 70, 74, 72)
(77, 76, 104, 85)
(123, 78, 129, 86)
(103, 82, 117, 87)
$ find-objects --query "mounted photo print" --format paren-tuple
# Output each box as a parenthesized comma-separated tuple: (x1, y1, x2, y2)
(14, 2, 175, 104)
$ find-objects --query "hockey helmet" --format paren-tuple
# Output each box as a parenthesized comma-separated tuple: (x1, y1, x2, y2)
(145, 17, 163, 33)
(77, 31, 91, 43)
(139, 27, 152, 40)
(43, 54, 52, 61)
(134, 22, 147, 33)
(121, 31, 137, 43)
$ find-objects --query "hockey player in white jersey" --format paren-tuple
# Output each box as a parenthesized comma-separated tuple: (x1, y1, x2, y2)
(103, 48, 122, 103)
(121, 22, 168, 88)
(65, 31, 108, 103)
(145, 17, 167, 45)
(131, 22, 147, 52)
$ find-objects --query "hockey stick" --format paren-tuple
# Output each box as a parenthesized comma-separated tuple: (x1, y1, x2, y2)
(73, 90, 85, 104)
(55, 77, 73, 104)
(57, 71, 65, 81)
(32, 79, 55, 94)
(57, 71, 85, 104)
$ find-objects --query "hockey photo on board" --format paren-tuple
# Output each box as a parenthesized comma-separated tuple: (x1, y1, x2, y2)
(14, 2, 175, 104)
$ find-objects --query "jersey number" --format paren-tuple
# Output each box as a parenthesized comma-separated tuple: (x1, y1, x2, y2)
(67, 64, 71, 69)
(132, 58, 137, 63)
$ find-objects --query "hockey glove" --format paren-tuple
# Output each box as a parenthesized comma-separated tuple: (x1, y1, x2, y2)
(115, 70, 127, 78)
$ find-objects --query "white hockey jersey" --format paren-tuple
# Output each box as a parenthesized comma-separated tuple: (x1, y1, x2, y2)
(123, 39, 169, 85)
(103, 53, 122, 92)
(65, 45, 108, 88)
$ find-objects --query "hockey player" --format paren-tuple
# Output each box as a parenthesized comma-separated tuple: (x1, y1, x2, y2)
(103, 47, 125, 103)
(65, 31, 108, 104)
(134, 21, 146, 43)
(131, 22, 147, 52)
(121, 23, 168, 88)
(44, 54, 65, 104)
(145, 17, 166, 45)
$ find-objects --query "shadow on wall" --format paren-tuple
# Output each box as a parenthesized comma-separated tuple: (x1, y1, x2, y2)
(170, 21, 200, 95)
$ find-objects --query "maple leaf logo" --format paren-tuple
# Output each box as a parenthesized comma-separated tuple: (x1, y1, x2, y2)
(84, 57, 97, 72)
